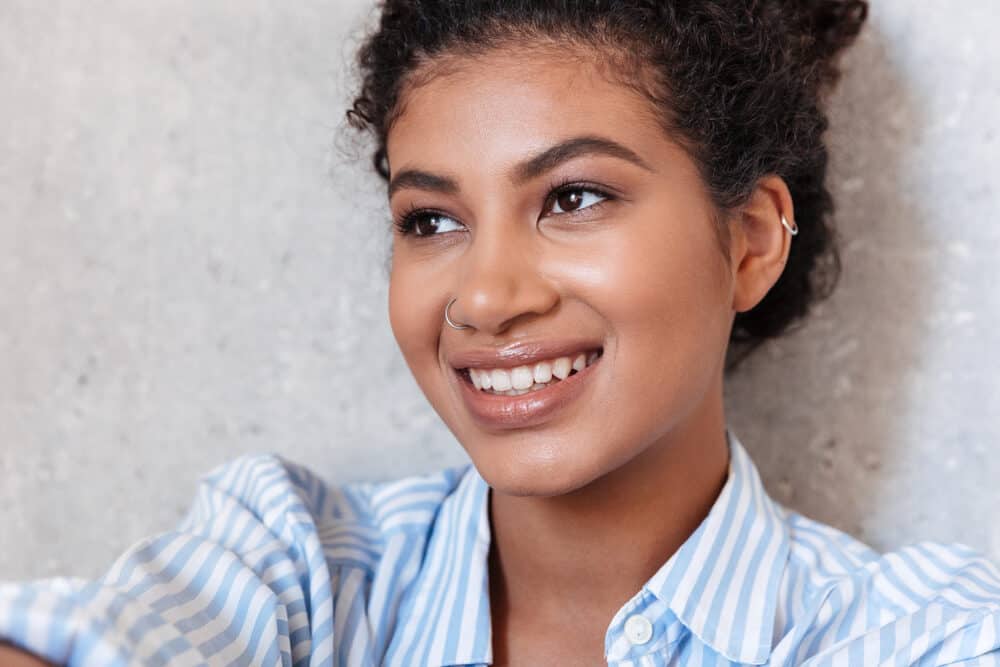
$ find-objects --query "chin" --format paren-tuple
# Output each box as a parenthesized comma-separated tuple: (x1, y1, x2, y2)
(489, 476, 577, 498)
(469, 441, 612, 498)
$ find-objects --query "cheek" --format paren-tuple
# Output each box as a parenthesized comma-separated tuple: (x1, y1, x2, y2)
(617, 242, 728, 336)
(388, 255, 445, 378)
(558, 213, 732, 393)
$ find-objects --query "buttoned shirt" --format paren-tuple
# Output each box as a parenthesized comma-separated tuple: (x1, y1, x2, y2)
(2, 431, 1000, 666)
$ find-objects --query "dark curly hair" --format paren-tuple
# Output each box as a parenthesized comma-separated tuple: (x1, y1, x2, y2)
(346, 0, 868, 370)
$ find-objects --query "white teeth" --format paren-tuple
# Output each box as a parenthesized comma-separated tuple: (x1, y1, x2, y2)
(552, 356, 572, 380)
(467, 350, 602, 394)
(491, 369, 512, 392)
(511, 366, 534, 390)
(533, 361, 553, 384)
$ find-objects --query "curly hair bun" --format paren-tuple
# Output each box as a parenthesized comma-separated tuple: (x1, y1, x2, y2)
(772, 0, 869, 91)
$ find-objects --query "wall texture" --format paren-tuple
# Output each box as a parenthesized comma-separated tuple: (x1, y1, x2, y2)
(2, 1, 998, 580)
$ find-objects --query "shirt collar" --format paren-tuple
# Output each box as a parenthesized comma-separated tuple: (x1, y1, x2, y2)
(642, 430, 791, 664)
(418, 429, 789, 667)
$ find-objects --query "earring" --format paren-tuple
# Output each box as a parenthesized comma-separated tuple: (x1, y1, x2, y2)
(781, 214, 799, 236)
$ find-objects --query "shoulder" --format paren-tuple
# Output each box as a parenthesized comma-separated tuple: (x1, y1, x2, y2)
(777, 508, 1000, 665)
(0, 455, 476, 666)
(194, 452, 470, 525)
(184, 453, 471, 567)
(784, 508, 1000, 614)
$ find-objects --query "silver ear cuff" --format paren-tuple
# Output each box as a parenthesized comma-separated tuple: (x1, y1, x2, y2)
(781, 214, 799, 236)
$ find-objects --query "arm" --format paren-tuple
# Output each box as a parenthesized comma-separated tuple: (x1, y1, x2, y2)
(0, 642, 52, 667)
(0, 455, 339, 666)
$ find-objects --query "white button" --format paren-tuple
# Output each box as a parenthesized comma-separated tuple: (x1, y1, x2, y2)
(624, 614, 653, 645)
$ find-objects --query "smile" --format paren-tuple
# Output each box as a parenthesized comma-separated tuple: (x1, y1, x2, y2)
(463, 351, 602, 396)
(451, 346, 604, 430)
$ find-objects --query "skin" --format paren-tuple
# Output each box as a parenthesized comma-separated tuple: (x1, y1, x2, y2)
(386, 44, 794, 665)
(0, 643, 51, 666)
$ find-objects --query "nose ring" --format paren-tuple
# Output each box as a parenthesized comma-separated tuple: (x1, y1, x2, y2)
(444, 297, 472, 330)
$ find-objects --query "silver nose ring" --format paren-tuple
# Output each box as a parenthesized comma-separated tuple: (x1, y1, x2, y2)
(444, 297, 472, 330)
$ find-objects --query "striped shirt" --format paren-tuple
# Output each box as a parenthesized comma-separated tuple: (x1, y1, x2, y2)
(2, 430, 1000, 666)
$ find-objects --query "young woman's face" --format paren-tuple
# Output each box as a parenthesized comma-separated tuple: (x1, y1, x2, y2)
(385, 48, 738, 496)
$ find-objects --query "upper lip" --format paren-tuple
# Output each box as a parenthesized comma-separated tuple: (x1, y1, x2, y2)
(447, 339, 603, 370)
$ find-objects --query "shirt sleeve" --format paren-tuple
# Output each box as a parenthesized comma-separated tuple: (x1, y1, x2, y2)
(935, 610, 1000, 665)
(0, 454, 347, 666)
(943, 653, 1000, 667)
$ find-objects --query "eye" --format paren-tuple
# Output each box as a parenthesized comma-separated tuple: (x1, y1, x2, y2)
(395, 210, 465, 237)
(545, 186, 611, 216)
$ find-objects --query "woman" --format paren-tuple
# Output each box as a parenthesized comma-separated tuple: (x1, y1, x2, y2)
(3, 1, 999, 665)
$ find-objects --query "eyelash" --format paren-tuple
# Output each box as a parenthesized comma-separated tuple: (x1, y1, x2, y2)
(393, 179, 617, 237)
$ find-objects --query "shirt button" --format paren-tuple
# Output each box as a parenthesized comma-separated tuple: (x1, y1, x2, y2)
(624, 614, 653, 645)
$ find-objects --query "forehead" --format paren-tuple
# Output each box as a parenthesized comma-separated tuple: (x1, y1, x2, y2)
(385, 48, 673, 176)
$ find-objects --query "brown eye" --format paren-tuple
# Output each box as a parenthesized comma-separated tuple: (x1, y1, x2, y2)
(548, 186, 609, 216)
(556, 190, 584, 212)
(397, 211, 464, 237)
(415, 215, 445, 236)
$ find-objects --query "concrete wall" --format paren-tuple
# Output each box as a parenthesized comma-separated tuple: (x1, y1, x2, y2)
(2, 1, 998, 579)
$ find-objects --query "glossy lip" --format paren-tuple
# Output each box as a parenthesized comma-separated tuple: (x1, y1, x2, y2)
(452, 351, 603, 430)
(447, 339, 603, 370)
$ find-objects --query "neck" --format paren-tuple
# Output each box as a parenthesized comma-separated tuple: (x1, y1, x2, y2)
(487, 390, 730, 622)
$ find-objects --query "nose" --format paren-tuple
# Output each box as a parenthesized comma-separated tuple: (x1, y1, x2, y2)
(449, 225, 559, 335)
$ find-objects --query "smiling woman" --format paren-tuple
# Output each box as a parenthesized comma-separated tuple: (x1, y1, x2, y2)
(2, 1, 1000, 666)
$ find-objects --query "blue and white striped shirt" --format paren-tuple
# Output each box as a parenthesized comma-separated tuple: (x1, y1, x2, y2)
(2, 430, 1000, 666)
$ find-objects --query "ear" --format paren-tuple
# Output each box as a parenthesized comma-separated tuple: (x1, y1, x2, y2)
(729, 175, 795, 313)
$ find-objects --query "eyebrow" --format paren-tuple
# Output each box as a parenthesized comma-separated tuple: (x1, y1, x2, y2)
(386, 135, 654, 200)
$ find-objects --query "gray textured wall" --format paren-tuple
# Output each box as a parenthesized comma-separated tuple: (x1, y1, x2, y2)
(1, 1, 998, 580)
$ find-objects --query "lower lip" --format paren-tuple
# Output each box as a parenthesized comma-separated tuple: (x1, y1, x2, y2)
(455, 356, 601, 430)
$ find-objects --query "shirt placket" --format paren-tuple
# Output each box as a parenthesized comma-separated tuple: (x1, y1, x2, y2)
(604, 588, 687, 665)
